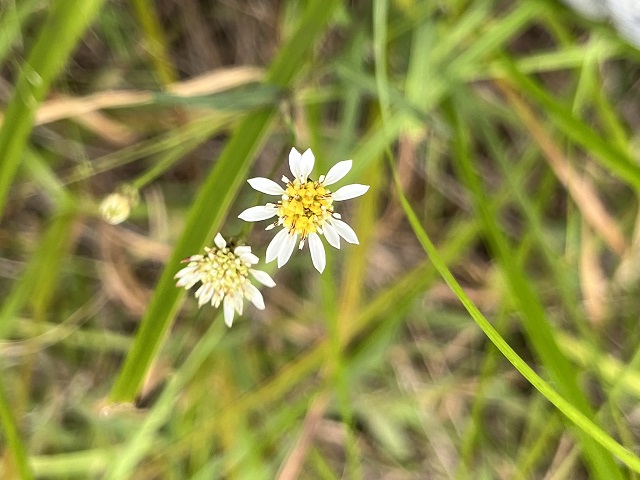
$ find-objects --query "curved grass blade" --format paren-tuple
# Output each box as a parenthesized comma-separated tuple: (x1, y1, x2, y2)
(0, 0, 43, 67)
(393, 165, 640, 475)
(500, 53, 640, 190)
(446, 95, 624, 478)
(104, 319, 226, 478)
(109, 0, 340, 403)
(0, 0, 105, 220)
(0, 375, 33, 480)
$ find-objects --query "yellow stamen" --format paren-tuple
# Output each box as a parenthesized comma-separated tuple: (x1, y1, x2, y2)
(277, 179, 333, 238)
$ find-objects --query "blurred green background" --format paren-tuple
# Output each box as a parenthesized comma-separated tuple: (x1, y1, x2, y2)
(2, 0, 640, 478)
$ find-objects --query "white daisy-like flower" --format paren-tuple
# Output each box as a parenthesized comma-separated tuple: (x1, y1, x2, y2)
(174, 233, 276, 327)
(238, 147, 369, 273)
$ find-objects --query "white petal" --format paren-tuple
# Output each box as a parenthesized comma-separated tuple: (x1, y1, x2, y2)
(323, 222, 341, 249)
(248, 177, 286, 195)
(212, 292, 223, 308)
(299, 148, 315, 182)
(196, 283, 214, 307)
(176, 273, 199, 289)
(322, 160, 352, 186)
(234, 293, 244, 315)
(234, 246, 251, 256)
(330, 218, 359, 244)
(223, 296, 235, 327)
(308, 232, 326, 273)
(278, 232, 298, 268)
(250, 269, 276, 287)
(214, 233, 226, 249)
(238, 205, 278, 222)
(332, 184, 370, 201)
(174, 266, 196, 279)
(266, 228, 289, 263)
(246, 284, 265, 310)
(610, 0, 640, 48)
(289, 147, 302, 180)
(239, 252, 259, 265)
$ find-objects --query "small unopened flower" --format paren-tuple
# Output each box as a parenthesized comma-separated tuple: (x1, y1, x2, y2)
(99, 185, 139, 225)
(238, 148, 369, 273)
(175, 233, 275, 327)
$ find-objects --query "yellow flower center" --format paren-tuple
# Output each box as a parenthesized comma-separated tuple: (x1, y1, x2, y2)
(200, 247, 249, 295)
(277, 179, 333, 238)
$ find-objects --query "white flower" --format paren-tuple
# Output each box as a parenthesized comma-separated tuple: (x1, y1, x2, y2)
(238, 147, 369, 273)
(99, 185, 139, 225)
(174, 233, 275, 327)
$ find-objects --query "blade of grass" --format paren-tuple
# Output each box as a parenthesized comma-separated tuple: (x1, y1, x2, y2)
(446, 94, 624, 478)
(27, 449, 115, 478)
(0, 0, 43, 66)
(0, 0, 105, 220)
(0, 374, 33, 480)
(392, 156, 640, 474)
(499, 53, 640, 190)
(61, 112, 234, 186)
(109, 0, 340, 403)
(130, 0, 177, 85)
(0, 200, 77, 338)
(104, 318, 226, 479)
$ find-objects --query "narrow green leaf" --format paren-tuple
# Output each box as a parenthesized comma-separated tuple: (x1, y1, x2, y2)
(0, 0, 105, 220)
(130, 0, 177, 85)
(0, 201, 76, 338)
(109, 0, 340, 403)
(0, 375, 33, 480)
(500, 54, 640, 190)
(150, 84, 283, 110)
(0, 0, 43, 66)
(443, 97, 625, 477)
(393, 165, 640, 474)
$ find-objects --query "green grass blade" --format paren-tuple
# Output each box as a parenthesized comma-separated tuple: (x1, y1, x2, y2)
(500, 54, 640, 190)
(130, 0, 177, 85)
(393, 162, 640, 475)
(0, 375, 33, 480)
(109, 0, 340, 403)
(0, 0, 105, 220)
(104, 319, 226, 478)
(0, 0, 43, 66)
(446, 96, 624, 478)
(0, 201, 76, 338)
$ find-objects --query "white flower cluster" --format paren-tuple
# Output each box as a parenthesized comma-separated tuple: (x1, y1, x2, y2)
(562, 0, 640, 47)
(176, 148, 369, 327)
(175, 233, 275, 327)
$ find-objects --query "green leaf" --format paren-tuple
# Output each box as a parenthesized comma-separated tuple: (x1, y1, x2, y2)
(109, 0, 341, 403)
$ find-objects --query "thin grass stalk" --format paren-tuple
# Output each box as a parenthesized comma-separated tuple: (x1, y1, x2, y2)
(109, 0, 340, 403)
(130, 0, 177, 85)
(442, 100, 626, 477)
(104, 319, 226, 479)
(0, 201, 76, 338)
(392, 158, 640, 474)
(0, 374, 33, 480)
(0, 0, 43, 66)
(0, 0, 105, 220)
(499, 54, 640, 190)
